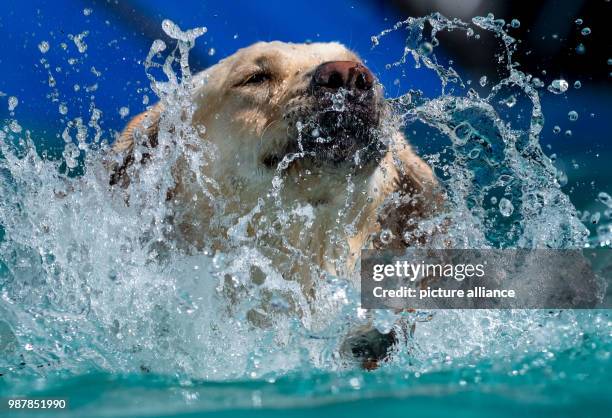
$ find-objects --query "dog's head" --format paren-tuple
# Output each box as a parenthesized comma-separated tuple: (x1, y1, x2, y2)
(113, 42, 442, 367)
(113, 41, 437, 217)
(111, 42, 389, 202)
(189, 42, 389, 181)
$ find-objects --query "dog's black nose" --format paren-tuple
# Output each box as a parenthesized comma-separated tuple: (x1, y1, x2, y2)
(312, 61, 374, 92)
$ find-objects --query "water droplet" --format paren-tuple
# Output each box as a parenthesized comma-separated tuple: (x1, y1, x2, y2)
(568, 110, 578, 121)
(161, 19, 206, 42)
(149, 39, 166, 55)
(24, 343, 34, 351)
(490, 196, 498, 204)
(233, 33, 239, 39)
(119, 106, 130, 119)
(575, 18, 583, 25)
(581, 27, 591, 36)
(510, 19, 520, 28)
(8, 96, 18, 112)
(532, 77, 544, 88)
(575, 43, 586, 55)
(598, 192, 612, 208)
(9, 120, 22, 133)
(553, 125, 561, 134)
(208, 48, 216, 56)
(58, 103, 68, 115)
(38, 41, 50, 53)
(69, 31, 89, 53)
(503, 95, 516, 108)
(161, 19, 181, 39)
(379, 229, 393, 244)
(565, 129, 572, 137)
(453, 122, 472, 145)
(85, 83, 98, 92)
(499, 198, 514, 217)
(573, 80, 581, 89)
(590, 212, 601, 224)
(547, 79, 568, 94)
(349, 377, 362, 389)
(83, 8, 92, 16)
(608, 58, 612, 65)
(479, 75, 488, 87)
(557, 170, 568, 186)
(418, 42, 433, 55)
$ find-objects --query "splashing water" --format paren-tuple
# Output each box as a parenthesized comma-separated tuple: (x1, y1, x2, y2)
(0, 14, 610, 414)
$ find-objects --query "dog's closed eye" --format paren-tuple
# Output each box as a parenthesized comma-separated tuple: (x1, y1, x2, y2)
(235, 71, 272, 87)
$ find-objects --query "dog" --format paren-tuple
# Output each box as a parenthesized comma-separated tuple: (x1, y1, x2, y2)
(111, 41, 444, 368)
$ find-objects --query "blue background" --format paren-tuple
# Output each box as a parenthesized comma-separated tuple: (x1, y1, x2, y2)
(0, 0, 610, 212)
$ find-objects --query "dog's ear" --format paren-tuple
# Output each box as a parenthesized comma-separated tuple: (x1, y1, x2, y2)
(109, 104, 163, 186)
(114, 103, 163, 153)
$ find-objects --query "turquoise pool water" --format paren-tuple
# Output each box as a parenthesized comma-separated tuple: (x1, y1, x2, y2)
(2, 330, 610, 417)
(1, 13, 611, 418)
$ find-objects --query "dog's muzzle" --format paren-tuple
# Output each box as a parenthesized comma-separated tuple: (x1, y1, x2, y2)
(295, 61, 386, 165)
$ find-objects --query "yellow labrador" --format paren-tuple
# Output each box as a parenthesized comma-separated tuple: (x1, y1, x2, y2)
(111, 41, 443, 368)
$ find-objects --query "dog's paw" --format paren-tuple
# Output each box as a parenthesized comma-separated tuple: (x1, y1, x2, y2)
(340, 326, 397, 370)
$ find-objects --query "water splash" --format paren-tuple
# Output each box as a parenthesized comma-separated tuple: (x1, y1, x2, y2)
(548, 79, 569, 94)
(0, 15, 608, 386)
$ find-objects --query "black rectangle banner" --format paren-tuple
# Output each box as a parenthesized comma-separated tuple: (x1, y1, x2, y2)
(361, 249, 610, 309)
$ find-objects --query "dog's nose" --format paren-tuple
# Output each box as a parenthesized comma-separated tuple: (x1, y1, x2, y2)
(312, 61, 374, 92)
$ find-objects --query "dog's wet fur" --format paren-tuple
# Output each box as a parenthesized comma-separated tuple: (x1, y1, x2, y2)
(111, 41, 443, 369)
